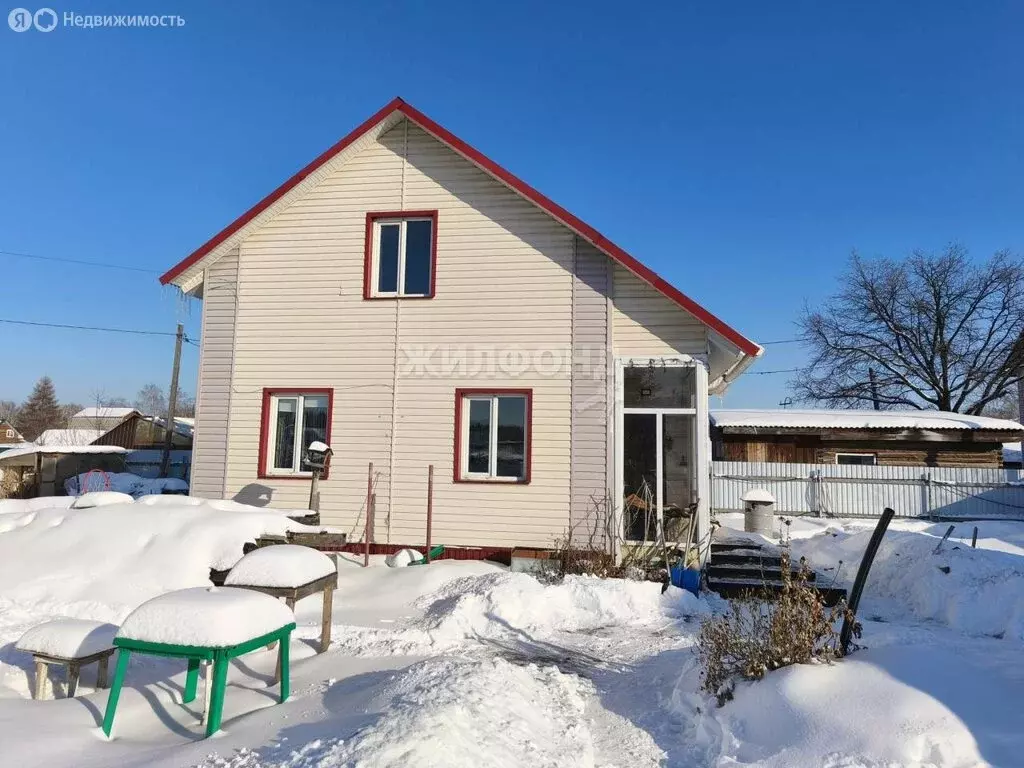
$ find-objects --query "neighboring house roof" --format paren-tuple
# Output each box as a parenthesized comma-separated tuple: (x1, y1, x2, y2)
(0, 420, 24, 442)
(37, 428, 107, 446)
(141, 415, 195, 439)
(0, 443, 128, 467)
(712, 409, 1024, 432)
(72, 407, 139, 420)
(159, 97, 761, 359)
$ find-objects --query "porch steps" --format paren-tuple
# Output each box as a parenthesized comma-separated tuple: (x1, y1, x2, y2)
(706, 540, 847, 607)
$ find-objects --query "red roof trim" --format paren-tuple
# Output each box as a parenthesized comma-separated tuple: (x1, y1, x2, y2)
(161, 97, 760, 357)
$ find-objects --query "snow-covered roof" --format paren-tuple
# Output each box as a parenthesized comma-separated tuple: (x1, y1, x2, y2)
(36, 428, 106, 446)
(141, 415, 194, 438)
(1004, 442, 1022, 464)
(711, 409, 1024, 432)
(0, 443, 129, 466)
(72, 407, 138, 419)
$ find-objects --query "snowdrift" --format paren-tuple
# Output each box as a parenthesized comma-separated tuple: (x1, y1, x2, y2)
(411, 571, 707, 648)
(796, 527, 1024, 639)
(0, 498, 315, 618)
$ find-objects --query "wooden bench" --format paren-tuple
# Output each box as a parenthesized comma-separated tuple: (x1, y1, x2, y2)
(31, 648, 114, 700)
(224, 545, 340, 657)
(16, 619, 118, 701)
(230, 572, 338, 655)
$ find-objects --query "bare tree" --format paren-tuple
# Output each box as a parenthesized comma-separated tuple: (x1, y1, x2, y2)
(0, 400, 20, 426)
(173, 387, 196, 418)
(796, 246, 1024, 414)
(134, 383, 167, 416)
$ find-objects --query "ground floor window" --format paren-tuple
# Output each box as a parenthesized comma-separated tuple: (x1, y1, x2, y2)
(455, 389, 531, 483)
(260, 388, 332, 477)
(835, 452, 877, 466)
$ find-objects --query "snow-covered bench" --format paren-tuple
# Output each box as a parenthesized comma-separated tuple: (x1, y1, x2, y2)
(101, 587, 296, 739)
(16, 619, 118, 700)
(225, 544, 339, 654)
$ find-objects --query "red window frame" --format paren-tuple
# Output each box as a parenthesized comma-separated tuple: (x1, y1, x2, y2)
(363, 210, 439, 300)
(453, 388, 533, 484)
(258, 387, 334, 480)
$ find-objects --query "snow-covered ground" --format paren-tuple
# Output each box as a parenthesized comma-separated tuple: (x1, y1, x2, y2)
(0, 499, 1022, 766)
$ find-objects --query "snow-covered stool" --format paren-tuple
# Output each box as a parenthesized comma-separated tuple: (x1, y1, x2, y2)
(225, 544, 338, 654)
(16, 619, 118, 700)
(101, 587, 295, 739)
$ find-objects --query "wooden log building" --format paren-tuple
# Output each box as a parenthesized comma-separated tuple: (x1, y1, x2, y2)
(712, 409, 1024, 468)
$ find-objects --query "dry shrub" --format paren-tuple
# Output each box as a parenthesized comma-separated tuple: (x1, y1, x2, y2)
(0, 469, 24, 500)
(698, 552, 855, 704)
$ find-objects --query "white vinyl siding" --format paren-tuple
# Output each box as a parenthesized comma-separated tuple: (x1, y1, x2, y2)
(189, 248, 238, 499)
(612, 264, 708, 357)
(570, 238, 611, 543)
(213, 119, 573, 548)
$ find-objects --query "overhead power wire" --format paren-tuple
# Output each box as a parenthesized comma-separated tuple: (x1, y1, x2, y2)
(0, 318, 194, 344)
(0, 248, 161, 274)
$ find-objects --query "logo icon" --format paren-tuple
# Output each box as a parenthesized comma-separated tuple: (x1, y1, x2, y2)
(8, 7, 32, 31)
(33, 7, 55, 31)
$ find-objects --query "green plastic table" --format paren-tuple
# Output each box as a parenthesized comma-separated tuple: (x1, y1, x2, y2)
(101, 621, 296, 739)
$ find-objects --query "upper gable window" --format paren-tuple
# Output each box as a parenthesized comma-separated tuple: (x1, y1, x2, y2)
(364, 211, 438, 299)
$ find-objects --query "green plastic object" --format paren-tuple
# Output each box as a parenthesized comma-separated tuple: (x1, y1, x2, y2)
(101, 622, 295, 739)
(410, 545, 445, 565)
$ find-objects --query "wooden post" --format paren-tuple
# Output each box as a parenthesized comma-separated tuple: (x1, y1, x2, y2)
(971, 526, 979, 548)
(160, 323, 184, 478)
(96, 653, 109, 689)
(426, 464, 434, 564)
(308, 468, 321, 513)
(320, 585, 334, 652)
(364, 462, 373, 567)
(66, 662, 80, 698)
(33, 659, 47, 700)
(201, 661, 213, 725)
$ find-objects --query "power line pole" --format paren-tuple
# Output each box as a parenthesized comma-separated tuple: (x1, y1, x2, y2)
(160, 323, 184, 478)
(868, 368, 881, 411)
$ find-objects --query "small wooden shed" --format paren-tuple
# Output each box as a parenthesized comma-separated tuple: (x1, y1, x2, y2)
(712, 409, 1024, 468)
(93, 415, 193, 451)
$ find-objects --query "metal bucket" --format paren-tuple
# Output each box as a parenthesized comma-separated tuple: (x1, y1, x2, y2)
(742, 489, 776, 536)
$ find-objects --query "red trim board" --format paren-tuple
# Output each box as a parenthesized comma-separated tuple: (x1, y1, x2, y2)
(453, 388, 533, 485)
(160, 97, 760, 357)
(362, 210, 439, 299)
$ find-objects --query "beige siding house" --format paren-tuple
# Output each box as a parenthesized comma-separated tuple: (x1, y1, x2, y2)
(161, 98, 762, 555)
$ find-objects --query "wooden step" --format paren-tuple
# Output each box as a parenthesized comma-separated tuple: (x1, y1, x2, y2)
(707, 562, 817, 582)
(706, 578, 847, 607)
(711, 551, 784, 568)
(711, 541, 765, 553)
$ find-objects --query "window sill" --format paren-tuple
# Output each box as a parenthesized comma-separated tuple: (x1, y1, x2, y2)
(363, 294, 435, 301)
(455, 477, 530, 485)
(257, 472, 330, 481)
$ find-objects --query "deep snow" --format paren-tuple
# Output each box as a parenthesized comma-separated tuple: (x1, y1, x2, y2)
(0, 499, 1022, 767)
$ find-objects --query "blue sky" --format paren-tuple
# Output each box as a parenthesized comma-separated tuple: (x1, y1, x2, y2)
(1, 1, 1021, 408)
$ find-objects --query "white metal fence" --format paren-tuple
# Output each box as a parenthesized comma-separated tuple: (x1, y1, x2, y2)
(712, 460, 1024, 520)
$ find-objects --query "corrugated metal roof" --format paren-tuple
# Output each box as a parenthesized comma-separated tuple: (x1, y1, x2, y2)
(711, 409, 1024, 432)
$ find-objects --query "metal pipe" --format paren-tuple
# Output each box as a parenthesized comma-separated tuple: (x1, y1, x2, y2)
(426, 464, 434, 564)
(364, 462, 373, 568)
(840, 507, 895, 655)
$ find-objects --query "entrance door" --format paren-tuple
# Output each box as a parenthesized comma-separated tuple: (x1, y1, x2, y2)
(618, 361, 702, 545)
